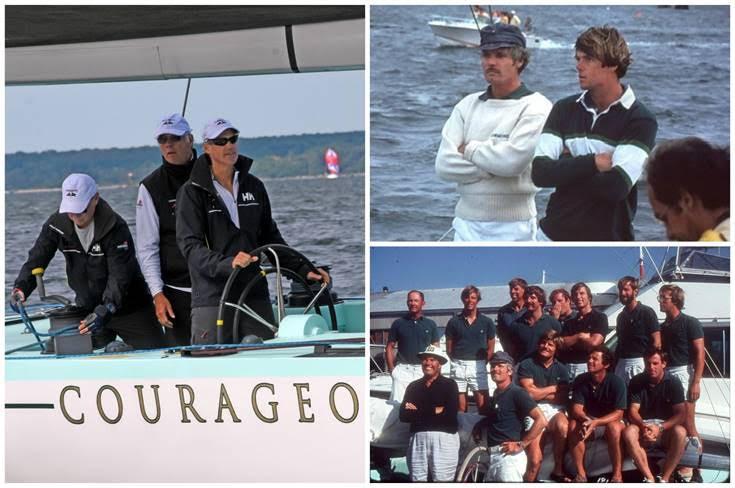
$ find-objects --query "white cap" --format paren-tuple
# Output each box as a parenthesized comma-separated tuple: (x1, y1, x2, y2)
(59, 173, 98, 214)
(154, 113, 191, 138)
(202, 118, 239, 141)
(417, 345, 449, 365)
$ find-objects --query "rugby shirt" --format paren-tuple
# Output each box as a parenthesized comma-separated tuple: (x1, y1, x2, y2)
(531, 85, 658, 241)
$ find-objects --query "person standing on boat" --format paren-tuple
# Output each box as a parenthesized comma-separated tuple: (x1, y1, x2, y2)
(657, 285, 704, 454)
(568, 346, 627, 483)
(471, 351, 547, 482)
(517, 330, 572, 482)
(11, 174, 165, 350)
(506, 286, 562, 364)
(622, 349, 688, 483)
(136, 114, 197, 346)
(646, 137, 730, 241)
(399, 345, 459, 482)
(445, 285, 496, 412)
(435, 23, 552, 241)
(385, 290, 441, 402)
(614, 276, 661, 385)
(558, 282, 609, 378)
(549, 288, 576, 324)
(496, 277, 527, 357)
(176, 118, 329, 345)
(532, 26, 658, 241)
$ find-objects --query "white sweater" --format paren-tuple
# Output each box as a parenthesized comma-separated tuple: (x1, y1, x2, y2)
(435, 89, 552, 222)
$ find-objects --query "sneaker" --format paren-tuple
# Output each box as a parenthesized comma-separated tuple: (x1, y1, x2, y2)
(655, 475, 667, 483)
(642, 477, 655, 483)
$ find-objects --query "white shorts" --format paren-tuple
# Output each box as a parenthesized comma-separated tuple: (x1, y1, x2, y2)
(568, 362, 587, 378)
(524, 403, 565, 431)
(453, 216, 538, 242)
(407, 431, 460, 482)
(484, 447, 527, 482)
(667, 364, 694, 400)
(390, 363, 424, 403)
(450, 359, 489, 393)
(615, 357, 645, 386)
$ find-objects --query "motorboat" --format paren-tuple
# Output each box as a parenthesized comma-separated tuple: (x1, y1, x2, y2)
(428, 14, 538, 48)
(370, 248, 730, 482)
(5, 6, 365, 482)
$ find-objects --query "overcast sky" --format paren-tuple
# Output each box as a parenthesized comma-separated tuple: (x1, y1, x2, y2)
(5, 70, 364, 153)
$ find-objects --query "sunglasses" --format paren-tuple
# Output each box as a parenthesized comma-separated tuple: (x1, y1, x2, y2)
(208, 134, 239, 146)
(157, 134, 183, 144)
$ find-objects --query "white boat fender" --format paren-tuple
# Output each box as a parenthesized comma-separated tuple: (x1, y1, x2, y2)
(278, 314, 329, 338)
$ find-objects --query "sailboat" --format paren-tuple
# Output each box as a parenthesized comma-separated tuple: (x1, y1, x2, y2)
(5, 6, 366, 483)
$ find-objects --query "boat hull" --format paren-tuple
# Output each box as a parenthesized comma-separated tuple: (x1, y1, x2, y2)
(6, 350, 364, 482)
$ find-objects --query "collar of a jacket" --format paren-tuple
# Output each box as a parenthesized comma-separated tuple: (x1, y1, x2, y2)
(50, 197, 117, 242)
(189, 153, 255, 195)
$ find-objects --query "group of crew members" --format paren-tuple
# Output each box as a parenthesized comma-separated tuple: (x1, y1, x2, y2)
(435, 23, 729, 242)
(386, 277, 705, 482)
(10, 115, 329, 351)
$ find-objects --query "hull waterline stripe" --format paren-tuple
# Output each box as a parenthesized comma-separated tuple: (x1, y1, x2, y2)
(6, 403, 54, 409)
(285, 25, 299, 72)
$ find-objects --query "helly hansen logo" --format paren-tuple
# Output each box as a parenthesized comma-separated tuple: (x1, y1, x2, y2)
(116, 241, 129, 251)
(242, 192, 256, 202)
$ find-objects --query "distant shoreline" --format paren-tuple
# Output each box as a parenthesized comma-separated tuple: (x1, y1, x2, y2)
(5, 172, 365, 194)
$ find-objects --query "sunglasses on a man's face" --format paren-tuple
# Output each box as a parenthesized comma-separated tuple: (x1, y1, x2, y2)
(157, 134, 183, 144)
(208, 134, 239, 146)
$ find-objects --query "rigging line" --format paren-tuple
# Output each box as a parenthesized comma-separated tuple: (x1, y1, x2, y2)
(469, 5, 482, 33)
(700, 369, 730, 451)
(702, 348, 730, 410)
(643, 247, 665, 283)
(437, 227, 454, 242)
(181, 79, 192, 117)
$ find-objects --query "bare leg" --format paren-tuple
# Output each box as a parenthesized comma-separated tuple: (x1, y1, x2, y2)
(662, 425, 688, 481)
(524, 433, 543, 481)
(550, 413, 569, 477)
(475, 389, 487, 412)
(568, 419, 587, 481)
(622, 425, 654, 481)
(605, 421, 624, 481)
(458, 392, 467, 413)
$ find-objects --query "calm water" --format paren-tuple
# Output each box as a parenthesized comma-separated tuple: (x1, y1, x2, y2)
(5, 175, 365, 307)
(370, 5, 730, 241)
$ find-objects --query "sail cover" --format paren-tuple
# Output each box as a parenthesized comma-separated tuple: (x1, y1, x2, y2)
(5, 6, 365, 85)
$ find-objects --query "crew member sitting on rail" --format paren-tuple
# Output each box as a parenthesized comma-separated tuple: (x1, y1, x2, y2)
(385, 290, 440, 402)
(568, 345, 627, 482)
(517, 330, 572, 482)
(11, 173, 165, 350)
(176, 118, 329, 345)
(399, 345, 459, 482)
(623, 349, 688, 483)
(445, 284, 496, 412)
(472, 351, 546, 481)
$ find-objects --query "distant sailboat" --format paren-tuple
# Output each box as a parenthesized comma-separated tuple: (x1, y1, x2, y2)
(324, 147, 340, 179)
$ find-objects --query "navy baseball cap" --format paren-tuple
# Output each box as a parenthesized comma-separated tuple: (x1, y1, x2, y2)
(489, 351, 514, 366)
(480, 24, 526, 50)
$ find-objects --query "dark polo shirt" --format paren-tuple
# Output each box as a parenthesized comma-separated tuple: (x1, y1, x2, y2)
(481, 384, 537, 446)
(399, 374, 459, 434)
(560, 309, 609, 364)
(388, 315, 440, 365)
(496, 302, 526, 355)
(572, 371, 627, 418)
(445, 312, 496, 360)
(628, 371, 685, 420)
(661, 312, 704, 367)
(517, 356, 571, 404)
(616, 302, 660, 359)
(507, 314, 562, 363)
